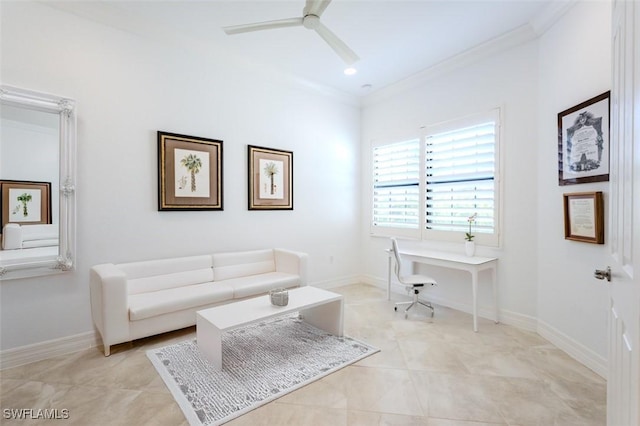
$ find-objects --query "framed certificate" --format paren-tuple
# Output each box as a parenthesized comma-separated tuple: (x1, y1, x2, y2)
(558, 92, 610, 185)
(563, 191, 604, 244)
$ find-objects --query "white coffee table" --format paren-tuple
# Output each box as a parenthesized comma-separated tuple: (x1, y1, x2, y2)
(196, 286, 344, 370)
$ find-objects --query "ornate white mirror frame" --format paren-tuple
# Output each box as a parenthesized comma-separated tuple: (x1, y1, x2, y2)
(0, 85, 76, 280)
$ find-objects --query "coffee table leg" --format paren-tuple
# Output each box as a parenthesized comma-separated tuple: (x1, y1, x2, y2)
(196, 314, 223, 370)
(301, 299, 344, 336)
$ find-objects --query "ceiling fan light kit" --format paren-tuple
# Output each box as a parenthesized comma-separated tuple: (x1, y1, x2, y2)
(223, 0, 359, 67)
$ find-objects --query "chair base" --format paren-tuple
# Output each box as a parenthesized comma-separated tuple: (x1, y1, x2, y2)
(394, 288, 434, 318)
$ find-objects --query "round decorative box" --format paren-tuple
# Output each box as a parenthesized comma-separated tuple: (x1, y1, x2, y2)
(269, 288, 289, 306)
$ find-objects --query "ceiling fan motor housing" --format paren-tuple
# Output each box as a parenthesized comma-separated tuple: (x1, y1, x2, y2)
(303, 14, 321, 30)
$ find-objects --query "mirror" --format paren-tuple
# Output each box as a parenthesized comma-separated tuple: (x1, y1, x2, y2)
(0, 85, 76, 280)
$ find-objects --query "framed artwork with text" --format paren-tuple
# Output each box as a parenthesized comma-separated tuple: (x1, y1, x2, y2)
(563, 191, 604, 244)
(558, 91, 610, 185)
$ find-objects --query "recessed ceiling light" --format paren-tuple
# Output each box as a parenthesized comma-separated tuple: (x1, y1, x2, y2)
(344, 67, 357, 76)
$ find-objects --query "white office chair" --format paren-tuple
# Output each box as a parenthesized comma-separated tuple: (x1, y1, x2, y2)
(391, 238, 437, 318)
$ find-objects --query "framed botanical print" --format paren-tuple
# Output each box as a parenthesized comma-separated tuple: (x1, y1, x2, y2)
(0, 180, 52, 231)
(248, 145, 293, 210)
(158, 131, 223, 211)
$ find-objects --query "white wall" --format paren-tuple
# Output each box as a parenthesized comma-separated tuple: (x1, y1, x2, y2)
(0, 2, 361, 350)
(360, 1, 611, 374)
(360, 37, 541, 327)
(0, 1, 614, 374)
(536, 1, 611, 363)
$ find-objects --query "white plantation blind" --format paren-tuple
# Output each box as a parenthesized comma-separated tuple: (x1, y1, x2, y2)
(370, 109, 500, 244)
(426, 121, 496, 234)
(372, 139, 420, 229)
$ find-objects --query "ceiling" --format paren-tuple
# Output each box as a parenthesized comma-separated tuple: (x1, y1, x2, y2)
(47, 0, 563, 97)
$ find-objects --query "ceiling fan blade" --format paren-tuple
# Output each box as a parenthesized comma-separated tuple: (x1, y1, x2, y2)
(304, 0, 332, 17)
(223, 17, 303, 35)
(314, 22, 359, 66)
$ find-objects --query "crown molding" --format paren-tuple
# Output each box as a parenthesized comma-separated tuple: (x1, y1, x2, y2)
(362, 1, 578, 108)
(361, 24, 537, 107)
(529, 0, 577, 35)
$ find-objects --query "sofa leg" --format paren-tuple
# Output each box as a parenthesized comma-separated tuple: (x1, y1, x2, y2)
(104, 345, 110, 356)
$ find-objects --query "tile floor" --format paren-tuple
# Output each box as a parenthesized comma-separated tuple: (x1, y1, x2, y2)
(1, 283, 606, 425)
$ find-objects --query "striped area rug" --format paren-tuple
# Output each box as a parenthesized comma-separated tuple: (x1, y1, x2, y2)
(147, 315, 378, 426)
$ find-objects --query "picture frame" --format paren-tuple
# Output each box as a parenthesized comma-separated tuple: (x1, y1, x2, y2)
(563, 191, 604, 244)
(0, 180, 52, 231)
(558, 91, 610, 185)
(248, 145, 293, 210)
(158, 131, 223, 211)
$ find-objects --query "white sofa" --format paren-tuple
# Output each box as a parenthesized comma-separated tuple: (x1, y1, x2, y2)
(90, 248, 308, 356)
(2, 223, 58, 250)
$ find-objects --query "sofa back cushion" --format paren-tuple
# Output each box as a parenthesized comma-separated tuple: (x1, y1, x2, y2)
(212, 249, 275, 281)
(119, 255, 213, 295)
(21, 224, 58, 240)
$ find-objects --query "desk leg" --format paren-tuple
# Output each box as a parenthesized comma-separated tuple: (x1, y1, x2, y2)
(492, 265, 499, 324)
(471, 269, 478, 332)
(387, 254, 392, 301)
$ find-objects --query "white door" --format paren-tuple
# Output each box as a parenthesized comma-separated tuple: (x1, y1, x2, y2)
(606, 1, 640, 424)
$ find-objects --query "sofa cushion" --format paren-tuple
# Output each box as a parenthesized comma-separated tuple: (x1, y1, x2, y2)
(223, 271, 300, 299)
(127, 269, 215, 296)
(119, 255, 214, 295)
(22, 224, 58, 241)
(2, 223, 58, 249)
(129, 281, 233, 321)
(212, 249, 275, 281)
(22, 238, 58, 248)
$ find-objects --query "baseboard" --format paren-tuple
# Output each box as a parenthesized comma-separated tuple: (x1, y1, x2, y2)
(0, 331, 100, 370)
(0, 281, 606, 379)
(495, 309, 538, 332)
(421, 293, 537, 331)
(310, 274, 362, 289)
(537, 320, 607, 379)
(428, 291, 606, 377)
(0, 278, 360, 371)
(380, 280, 604, 376)
(360, 274, 387, 289)
(358, 277, 538, 331)
(371, 271, 534, 329)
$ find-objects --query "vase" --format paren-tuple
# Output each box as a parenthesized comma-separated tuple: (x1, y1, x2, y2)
(464, 241, 475, 257)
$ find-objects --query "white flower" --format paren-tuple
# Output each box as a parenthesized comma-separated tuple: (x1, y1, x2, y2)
(465, 213, 477, 241)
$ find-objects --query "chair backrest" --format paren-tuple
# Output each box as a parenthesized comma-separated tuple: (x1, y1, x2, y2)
(391, 238, 403, 279)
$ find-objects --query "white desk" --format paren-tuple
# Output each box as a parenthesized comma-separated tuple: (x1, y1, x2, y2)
(387, 248, 498, 332)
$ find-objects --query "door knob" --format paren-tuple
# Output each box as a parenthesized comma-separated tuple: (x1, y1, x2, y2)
(594, 266, 611, 282)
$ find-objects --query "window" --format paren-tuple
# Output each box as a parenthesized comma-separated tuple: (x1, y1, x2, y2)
(425, 120, 496, 235)
(371, 109, 500, 245)
(372, 139, 420, 230)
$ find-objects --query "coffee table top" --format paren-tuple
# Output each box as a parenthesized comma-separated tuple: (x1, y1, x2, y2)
(196, 286, 343, 331)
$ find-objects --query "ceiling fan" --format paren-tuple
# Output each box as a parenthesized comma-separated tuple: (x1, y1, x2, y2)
(223, 0, 359, 66)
